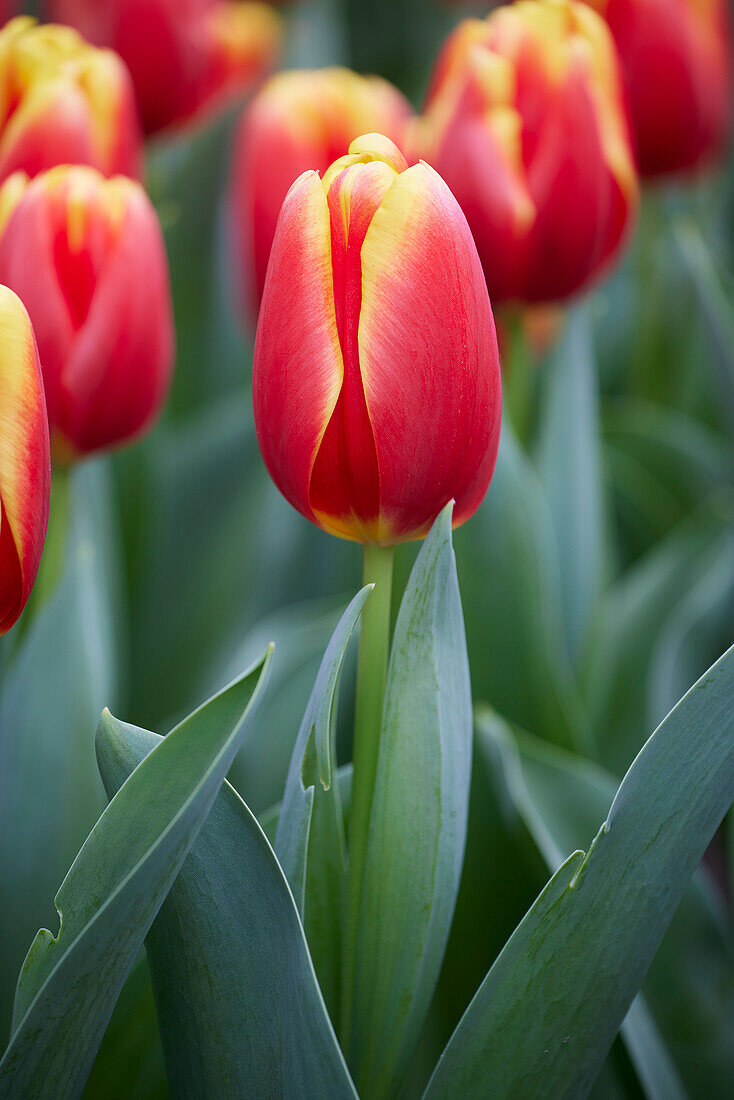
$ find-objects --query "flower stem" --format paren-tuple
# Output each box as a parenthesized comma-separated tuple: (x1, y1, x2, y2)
(505, 309, 534, 446)
(340, 540, 394, 1051)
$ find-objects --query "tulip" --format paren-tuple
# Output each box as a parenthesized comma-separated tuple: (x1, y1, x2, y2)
(253, 133, 502, 545)
(0, 286, 50, 635)
(416, 0, 639, 305)
(230, 67, 413, 313)
(47, 0, 282, 135)
(0, 17, 141, 183)
(0, 166, 175, 458)
(579, 0, 732, 177)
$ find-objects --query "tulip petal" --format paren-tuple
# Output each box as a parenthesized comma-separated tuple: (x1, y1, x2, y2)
(0, 175, 79, 429)
(253, 170, 343, 525)
(0, 286, 50, 633)
(358, 162, 502, 542)
(55, 184, 174, 454)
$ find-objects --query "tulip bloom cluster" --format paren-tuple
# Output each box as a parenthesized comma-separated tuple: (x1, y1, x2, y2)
(0, 166, 174, 458)
(254, 134, 502, 545)
(230, 67, 413, 311)
(581, 0, 733, 177)
(417, 0, 638, 305)
(0, 287, 49, 635)
(48, 0, 282, 135)
(0, 17, 140, 184)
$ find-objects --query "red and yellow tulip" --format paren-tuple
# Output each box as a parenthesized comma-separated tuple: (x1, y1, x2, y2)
(47, 0, 282, 135)
(0, 166, 174, 459)
(580, 0, 732, 177)
(230, 67, 413, 313)
(0, 17, 141, 183)
(253, 133, 502, 545)
(416, 0, 638, 306)
(0, 286, 50, 635)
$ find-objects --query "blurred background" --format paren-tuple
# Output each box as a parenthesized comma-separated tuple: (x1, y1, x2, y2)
(1, 0, 733, 1096)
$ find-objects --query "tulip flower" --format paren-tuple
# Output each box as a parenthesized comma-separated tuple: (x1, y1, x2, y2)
(230, 67, 413, 312)
(579, 0, 732, 177)
(0, 17, 141, 184)
(416, 0, 639, 305)
(0, 286, 50, 635)
(0, 166, 175, 458)
(253, 133, 502, 546)
(47, 0, 282, 135)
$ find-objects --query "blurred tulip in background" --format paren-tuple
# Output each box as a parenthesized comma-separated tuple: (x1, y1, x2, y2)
(0, 16, 141, 182)
(0, 166, 174, 459)
(416, 0, 639, 305)
(580, 0, 733, 178)
(0, 286, 50, 634)
(229, 66, 413, 313)
(47, 0, 283, 135)
(254, 133, 502, 545)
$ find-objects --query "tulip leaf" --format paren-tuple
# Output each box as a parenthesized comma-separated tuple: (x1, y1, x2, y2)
(0, 462, 118, 1042)
(98, 717, 357, 1097)
(455, 429, 592, 753)
(423, 642, 734, 1098)
(349, 503, 472, 1098)
(0, 652, 272, 1100)
(535, 309, 603, 660)
(275, 586, 370, 1017)
(480, 712, 733, 1097)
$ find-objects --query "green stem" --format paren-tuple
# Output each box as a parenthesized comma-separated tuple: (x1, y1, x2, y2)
(20, 465, 72, 634)
(340, 541, 394, 1050)
(504, 309, 534, 446)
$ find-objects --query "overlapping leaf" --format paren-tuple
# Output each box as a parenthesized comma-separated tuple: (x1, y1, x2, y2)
(98, 707, 357, 1098)
(0, 653, 271, 1100)
(425, 644, 734, 1098)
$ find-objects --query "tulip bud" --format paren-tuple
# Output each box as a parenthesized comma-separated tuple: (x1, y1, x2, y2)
(0, 166, 175, 458)
(253, 134, 502, 545)
(0, 286, 50, 635)
(230, 67, 413, 313)
(47, 0, 282, 136)
(0, 17, 141, 183)
(416, 0, 638, 305)
(579, 0, 732, 177)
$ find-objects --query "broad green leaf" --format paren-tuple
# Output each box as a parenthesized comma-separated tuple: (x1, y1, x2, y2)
(275, 587, 370, 1018)
(482, 714, 730, 1098)
(349, 504, 472, 1098)
(0, 653, 271, 1100)
(219, 595, 351, 816)
(98, 718, 357, 1097)
(454, 429, 592, 753)
(535, 310, 603, 660)
(0, 462, 118, 1042)
(424, 643, 734, 1099)
(82, 958, 166, 1100)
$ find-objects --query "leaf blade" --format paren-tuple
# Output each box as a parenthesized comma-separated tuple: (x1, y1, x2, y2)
(424, 644, 734, 1099)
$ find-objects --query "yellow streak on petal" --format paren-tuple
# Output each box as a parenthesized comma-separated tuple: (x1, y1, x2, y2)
(0, 286, 45, 570)
(0, 170, 30, 236)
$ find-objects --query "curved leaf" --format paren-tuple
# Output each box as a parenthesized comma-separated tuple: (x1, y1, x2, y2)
(98, 716, 357, 1098)
(0, 462, 118, 1041)
(424, 643, 734, 1098)
(455, 430, 592, 753)
(349, 504, 472, 1098)
(275, 586, 371, 1017)
(0, 653, 272, 1100)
